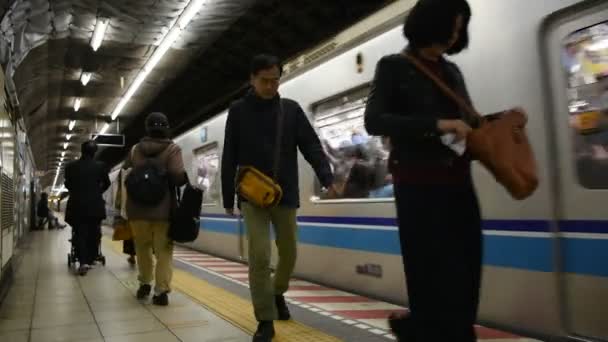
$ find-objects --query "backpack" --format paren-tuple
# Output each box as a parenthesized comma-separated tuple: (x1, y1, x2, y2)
(125, 146, 169, 207)
(168, 182, 203, 243)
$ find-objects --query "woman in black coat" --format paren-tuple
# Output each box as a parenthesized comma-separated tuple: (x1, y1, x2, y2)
(364, 0, 505, 340)
(65, 141, 111, 275)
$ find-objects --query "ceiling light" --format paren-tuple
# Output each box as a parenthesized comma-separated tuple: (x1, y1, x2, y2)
(51, 172, 60, 192)
(178, 0, 205, 29)
(81, 72, 92, 86)
(74, 98, 81, 112)
(111, 71, 149, 120)
(109, 0, 207, 121)
(61, 151, 66, 157)
(63, 142, 68, 150)
(144, 29, 180, 73)
(90, 17, 110, 52)
(66, 134, 72, 141)
(69, 120, 76, 131)
(99, 123, 110, 135)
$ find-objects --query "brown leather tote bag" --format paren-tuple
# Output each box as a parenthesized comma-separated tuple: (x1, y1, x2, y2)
(404, 54, 539, 200)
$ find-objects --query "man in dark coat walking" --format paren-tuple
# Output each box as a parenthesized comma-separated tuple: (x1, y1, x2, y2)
(64, 140, 111, 275)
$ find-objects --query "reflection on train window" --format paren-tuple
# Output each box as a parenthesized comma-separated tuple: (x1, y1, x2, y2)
(312, 85, 393, 200)
(192, 143, 220, 206)
(564, 21, 608, 188)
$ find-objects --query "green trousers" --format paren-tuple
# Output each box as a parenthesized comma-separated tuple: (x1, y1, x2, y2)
(241, 202, 298, 321)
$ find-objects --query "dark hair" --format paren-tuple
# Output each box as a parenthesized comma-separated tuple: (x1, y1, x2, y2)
(403, 0, 471, 55)
(145, 112, 170, 138)
(81, 140, 98, 157)
(250, 54, 283, 76)
(41, 192, 48, 199)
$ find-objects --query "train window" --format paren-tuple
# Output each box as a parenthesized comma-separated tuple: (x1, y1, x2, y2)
(192, 143, 220, 206)
(563, 21, 608, 188)
(311, 85, 394, 201)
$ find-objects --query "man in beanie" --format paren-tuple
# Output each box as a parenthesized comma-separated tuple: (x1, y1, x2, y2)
(123, 112, 186, 305)
(64, 140, 111, 275)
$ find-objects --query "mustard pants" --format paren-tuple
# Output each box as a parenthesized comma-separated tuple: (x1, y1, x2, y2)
(131, 220, 173, 294)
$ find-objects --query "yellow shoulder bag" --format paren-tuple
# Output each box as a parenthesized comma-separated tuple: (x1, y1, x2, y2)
(236, 100, 285, 208)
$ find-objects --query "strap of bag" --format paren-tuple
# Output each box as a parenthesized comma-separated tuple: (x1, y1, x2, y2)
(238, 215, 245, 261)
(114, 169, 122, 210)
(401, 52, 482, 123)
(271, 100, 285, 181)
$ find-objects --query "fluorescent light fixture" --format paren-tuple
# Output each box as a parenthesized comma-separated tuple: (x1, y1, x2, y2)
(178, 0, 205, 29)
(81, 72, 92, 86)
(63, 142, 68, 150)
(69, 120, 76, 131)
(99, 123, 110, 135)
(144, 29, 180, 73)
(61, 151, 66, 157)
(66, 134, 72, 141)
(90, 17, 110, 52)
(109, 0, 207, 121)
(111, 71, 149, 120)
(51, 172, 60, 192)
(74, 98, 81, 112)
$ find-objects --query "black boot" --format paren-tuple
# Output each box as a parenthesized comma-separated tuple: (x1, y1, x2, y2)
(388, 312, 414, 341)
(253, 321, 275, 342)
(275, 295, 291, 320)
(152, 292, 169, 306)
(136, 284, 151, 299)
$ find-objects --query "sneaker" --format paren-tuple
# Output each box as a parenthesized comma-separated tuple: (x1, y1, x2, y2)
(252, 321, 275, 342)
(136, 284, 151, 299)
(152, 292, 169, 306)
(275, 295, 291, 320)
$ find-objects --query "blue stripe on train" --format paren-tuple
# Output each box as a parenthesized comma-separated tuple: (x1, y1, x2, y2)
(198, 216, 608, 277)
(200, 214, 608, 234)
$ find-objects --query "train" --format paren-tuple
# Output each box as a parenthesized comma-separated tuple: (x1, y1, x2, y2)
(103, 0, 608, 340)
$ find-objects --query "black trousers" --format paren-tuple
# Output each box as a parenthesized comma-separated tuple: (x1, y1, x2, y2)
(73, 220, 101, 266)
(123, 239, 136, 256)
(37, 213, 60, 229)
(394, 180, 482, 342)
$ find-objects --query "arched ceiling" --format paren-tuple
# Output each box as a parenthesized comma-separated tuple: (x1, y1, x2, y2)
(0, 0, 393, 188)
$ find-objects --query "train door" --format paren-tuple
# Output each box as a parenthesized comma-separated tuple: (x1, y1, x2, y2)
(544, 2, 608, 340)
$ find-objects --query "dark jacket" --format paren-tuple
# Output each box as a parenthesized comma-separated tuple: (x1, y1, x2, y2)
(222, 91, 333, 209)
(122, 138, 186, 221)
(37, 198, 49, 218)
(64, 156, 111, 225)
(364, 52, 479, 167)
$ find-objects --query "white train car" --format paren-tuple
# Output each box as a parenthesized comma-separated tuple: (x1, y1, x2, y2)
(108, 1, 608, 340)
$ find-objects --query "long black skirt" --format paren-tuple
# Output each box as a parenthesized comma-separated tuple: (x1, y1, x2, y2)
(394, 179, 482, 342)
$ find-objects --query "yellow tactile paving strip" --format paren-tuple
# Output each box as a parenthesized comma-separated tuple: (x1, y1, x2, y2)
(103, 238, 342, 342)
